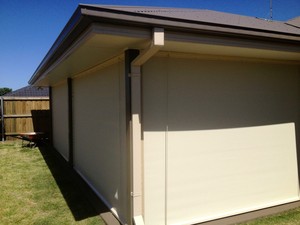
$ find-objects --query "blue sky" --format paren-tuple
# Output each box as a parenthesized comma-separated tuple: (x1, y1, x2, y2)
(1, 0, 299, 91)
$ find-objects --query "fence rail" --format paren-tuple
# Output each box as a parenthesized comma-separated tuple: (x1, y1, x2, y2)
(0, 97, 50, 140)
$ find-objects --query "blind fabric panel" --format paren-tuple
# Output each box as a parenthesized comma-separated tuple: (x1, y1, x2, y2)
(167, 123, 299, 225)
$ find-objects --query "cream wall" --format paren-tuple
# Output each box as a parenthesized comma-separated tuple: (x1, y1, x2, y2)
(72, 60, 129, 224)
(142, 55, 300, 225)
(52, 82, 69, 160)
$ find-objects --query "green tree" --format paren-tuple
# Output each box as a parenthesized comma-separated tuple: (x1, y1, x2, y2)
(0, 87, 12, 96)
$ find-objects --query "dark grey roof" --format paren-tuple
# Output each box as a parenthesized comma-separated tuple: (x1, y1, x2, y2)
(84, 5, 300, 35)
(4, 86, 49, 97)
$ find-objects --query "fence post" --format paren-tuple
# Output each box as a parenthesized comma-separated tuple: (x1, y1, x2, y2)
(1, 97, 4, 141)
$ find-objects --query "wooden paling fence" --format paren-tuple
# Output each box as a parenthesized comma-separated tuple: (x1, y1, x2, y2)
(0, 97, 50, 141)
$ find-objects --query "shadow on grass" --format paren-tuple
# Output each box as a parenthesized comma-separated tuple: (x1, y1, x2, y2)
(37, 144, 109, 221)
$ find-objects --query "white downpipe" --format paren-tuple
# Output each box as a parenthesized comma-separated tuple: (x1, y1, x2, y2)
(130, 28, 164, 225)
(130, 65, 143, 225)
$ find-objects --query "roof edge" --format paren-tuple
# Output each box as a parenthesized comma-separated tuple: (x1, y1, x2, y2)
(79, 4, 300, 36)
(29, 5, 88, 85)
(29, 4, 300, 86)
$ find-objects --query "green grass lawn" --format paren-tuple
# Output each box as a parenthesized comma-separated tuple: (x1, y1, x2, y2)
(240, 208, 300, 225)
(239, 207, 300, 225)
(0, 141, 105, 225)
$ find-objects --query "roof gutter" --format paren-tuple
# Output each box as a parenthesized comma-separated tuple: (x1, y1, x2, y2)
(80, 5, 300, 42)
(130, 28, 164, 225)
(29, 4, 300, 86)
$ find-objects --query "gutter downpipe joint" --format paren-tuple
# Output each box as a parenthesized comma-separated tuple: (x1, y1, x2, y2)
(130, 27, 164, 225)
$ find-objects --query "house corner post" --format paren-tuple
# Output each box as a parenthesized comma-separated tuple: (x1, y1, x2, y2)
(125, 49, 142, 225)
(67, 78, 74, 167)
(48, 86, 53, 146)
(130, 64, 144, 225)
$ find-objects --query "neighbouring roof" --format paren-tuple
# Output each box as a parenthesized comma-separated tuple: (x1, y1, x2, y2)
(29, 4, 300, 86)
(4, 86, 49, 97)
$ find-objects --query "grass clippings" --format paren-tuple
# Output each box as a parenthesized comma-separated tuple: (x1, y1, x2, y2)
(0, 141, 104, 225)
